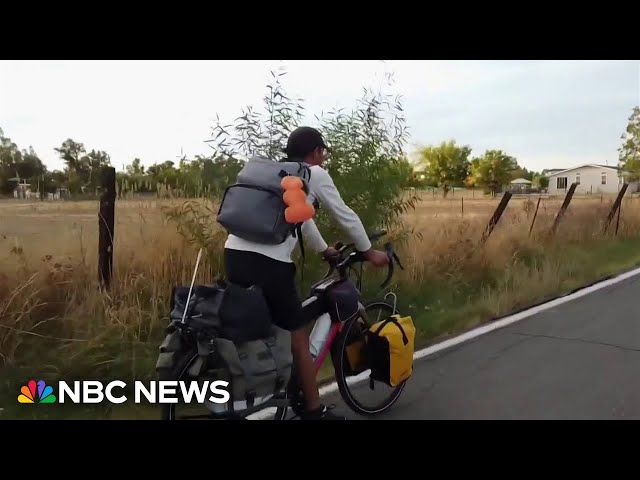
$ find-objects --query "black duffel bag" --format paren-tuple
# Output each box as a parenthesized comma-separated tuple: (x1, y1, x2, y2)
(169, 279, 273, 343)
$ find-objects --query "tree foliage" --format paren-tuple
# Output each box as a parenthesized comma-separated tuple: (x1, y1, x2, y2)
(0, 128, 47, 195)
(206, 68, 305, 162)
(509, 166, 535, 181)
(0, 125, 247, 199)
(315, 73, 419, 239)
(471, 149, 519, 195)
(533, 174, 549, 190)
(417, 140, 471, 197)
(618, 106, 640, 182)
(53, 139, 112, 194)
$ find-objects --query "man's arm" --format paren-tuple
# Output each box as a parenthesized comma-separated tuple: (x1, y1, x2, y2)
(309, 167, 372, 252)
(300, 218, 329, 254)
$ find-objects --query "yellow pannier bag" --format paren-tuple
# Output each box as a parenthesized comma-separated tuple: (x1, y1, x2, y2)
(366, 314, 416, 387)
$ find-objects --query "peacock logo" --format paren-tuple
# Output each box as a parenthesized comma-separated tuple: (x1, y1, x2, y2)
(18, 380, 57, 404)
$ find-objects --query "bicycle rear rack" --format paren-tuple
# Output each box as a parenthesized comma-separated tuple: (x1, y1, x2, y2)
(384, 291, 398, 312)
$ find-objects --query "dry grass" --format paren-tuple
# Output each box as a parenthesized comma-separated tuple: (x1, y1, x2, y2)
(405, 194, 639, 275)
(1, 192, 639, 386)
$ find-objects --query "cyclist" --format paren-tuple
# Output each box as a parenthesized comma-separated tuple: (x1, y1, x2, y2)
(223, 126, 389, 420)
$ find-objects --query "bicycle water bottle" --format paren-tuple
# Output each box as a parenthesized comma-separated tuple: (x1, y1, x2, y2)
(309, 313, 332, 360)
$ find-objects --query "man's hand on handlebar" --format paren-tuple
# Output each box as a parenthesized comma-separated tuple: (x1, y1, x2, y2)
(321, 246, 340, 260)
(319, 231, 402, 289)
(362, 248, 390, 267)
(320, 230, 391, 267)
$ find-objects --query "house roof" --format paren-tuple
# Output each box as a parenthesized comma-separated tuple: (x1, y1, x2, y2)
(510, 178, 532, 184)
(593, 164, 620, 170)
(546, 164, 620, 177)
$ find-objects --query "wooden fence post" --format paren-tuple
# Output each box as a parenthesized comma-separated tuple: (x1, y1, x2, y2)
(603, 183, 628, 235)
(550, 182, 577, 235)
(481, 192, 512, 244)
(98, 167, 116, 289)
(528, 196, 542, 237)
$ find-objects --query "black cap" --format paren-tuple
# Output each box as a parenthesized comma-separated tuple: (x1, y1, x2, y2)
(284, 126, 331, 158)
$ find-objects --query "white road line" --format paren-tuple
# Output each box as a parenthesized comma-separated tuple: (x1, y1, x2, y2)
(247, 266, 640, 420)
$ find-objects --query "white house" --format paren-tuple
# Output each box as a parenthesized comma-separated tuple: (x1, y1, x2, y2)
(546, 164, 625, 195)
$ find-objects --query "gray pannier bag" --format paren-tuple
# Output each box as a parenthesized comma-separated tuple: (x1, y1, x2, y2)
(155, 249, 293, 416)
(201, 326, 292, 414)
(156, 322, 293, 415)
(216, 156, 312, 245)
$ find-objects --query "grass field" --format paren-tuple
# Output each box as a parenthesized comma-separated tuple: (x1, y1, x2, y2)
(1, 190, 639, 419)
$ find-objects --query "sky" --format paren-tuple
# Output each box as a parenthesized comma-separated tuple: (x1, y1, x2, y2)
(1, 60, 638, 174)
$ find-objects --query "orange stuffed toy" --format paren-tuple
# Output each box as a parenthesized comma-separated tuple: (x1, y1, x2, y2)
(281, 175, 315, 224)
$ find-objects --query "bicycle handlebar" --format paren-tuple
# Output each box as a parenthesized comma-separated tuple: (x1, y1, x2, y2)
(322, 229, 404, 290)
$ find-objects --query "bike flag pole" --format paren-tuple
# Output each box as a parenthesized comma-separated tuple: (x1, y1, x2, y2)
(181, 247, 203, 324)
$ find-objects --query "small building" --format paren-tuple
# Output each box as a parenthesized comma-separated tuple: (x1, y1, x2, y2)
(508, 178, 533, 194)
(12, 182, 32, 199)
(546, 164, 625, 195)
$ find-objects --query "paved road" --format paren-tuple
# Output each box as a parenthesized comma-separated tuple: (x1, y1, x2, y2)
(322, 274, 640, 420)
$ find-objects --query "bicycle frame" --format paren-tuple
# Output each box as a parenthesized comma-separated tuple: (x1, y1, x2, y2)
(313, 321, 341, 374)
(298, 281, 346, 375)
(301, 229, 402, 377)
(310, 306, 367, 376)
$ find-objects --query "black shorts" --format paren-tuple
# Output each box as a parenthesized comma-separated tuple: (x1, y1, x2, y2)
(223, 248, 307, 332)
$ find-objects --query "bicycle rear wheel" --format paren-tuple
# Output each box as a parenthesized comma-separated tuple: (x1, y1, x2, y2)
(160, 347, 284, 421)
(160, 347, 221, 421)
(333, 299, 407, 416)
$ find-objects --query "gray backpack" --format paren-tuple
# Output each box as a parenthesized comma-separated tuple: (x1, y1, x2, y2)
(216, 156, 313, 248)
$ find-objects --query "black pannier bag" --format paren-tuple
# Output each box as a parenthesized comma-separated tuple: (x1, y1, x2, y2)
(324, 278, 361, 323)
(169, 280, 273, 343)
(324, 278, 369, 377)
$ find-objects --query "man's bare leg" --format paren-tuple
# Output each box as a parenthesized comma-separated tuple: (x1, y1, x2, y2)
(290, 327, 321, 411)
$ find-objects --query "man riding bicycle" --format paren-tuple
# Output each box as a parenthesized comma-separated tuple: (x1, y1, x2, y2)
(223, 126, 389, 420)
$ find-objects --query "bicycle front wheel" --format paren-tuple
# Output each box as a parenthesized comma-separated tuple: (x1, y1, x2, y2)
(333, 299, 407, 416)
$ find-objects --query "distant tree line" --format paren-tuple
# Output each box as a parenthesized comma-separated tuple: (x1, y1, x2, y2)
(0, 128, 244, 199)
